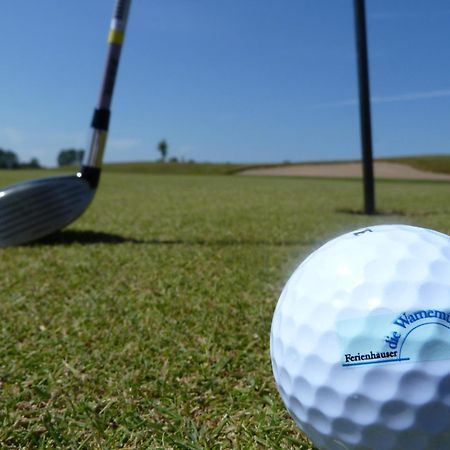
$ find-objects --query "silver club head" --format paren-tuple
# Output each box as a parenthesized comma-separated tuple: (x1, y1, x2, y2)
(0, 170, 98, 247)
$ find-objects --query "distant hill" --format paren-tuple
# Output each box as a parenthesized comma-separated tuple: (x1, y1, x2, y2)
(380, 155, 450, 175)
(20, 154, 450, 176)
(102, 161, 254, 175)
(101, 155, 450, 176)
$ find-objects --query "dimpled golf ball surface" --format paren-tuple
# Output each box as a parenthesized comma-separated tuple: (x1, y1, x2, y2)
(270, 225, 450, 450)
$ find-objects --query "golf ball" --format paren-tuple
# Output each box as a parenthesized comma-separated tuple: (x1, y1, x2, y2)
(271, 224, 450, 450)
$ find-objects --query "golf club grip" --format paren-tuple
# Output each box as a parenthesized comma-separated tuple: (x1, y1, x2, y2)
(85, 0, 132, 170)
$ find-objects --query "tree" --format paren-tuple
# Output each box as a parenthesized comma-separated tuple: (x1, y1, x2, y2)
(157, 140, 168, 162)
(57, 149, 85, 167)
(20, 157, 41, 169)
(0, 148, 19, 169)
(28, 158, 41, 168)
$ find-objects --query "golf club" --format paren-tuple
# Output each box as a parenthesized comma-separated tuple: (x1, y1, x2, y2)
(0, 0, 132, 247)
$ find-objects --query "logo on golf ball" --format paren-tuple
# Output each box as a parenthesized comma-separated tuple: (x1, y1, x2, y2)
(339, 309, 450, 367)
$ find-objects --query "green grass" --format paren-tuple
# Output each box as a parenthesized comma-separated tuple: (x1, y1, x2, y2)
(10, 162, 260, 176)
(15, 153, 450, 176)
(0, 170, 449, 449)
(102, 161, 256, 175)
(102, 155, 450, 177)
(382, 154, 450, 175)
(102, 154, 450, 176)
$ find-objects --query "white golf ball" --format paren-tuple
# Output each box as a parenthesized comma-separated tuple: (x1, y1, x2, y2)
(271, 224, 450, 450)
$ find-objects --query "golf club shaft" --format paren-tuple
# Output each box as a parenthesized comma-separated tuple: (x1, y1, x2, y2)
(84, 0, 132, 175)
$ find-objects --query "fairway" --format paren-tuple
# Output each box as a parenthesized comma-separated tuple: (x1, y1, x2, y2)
(1, 170, 449, 448)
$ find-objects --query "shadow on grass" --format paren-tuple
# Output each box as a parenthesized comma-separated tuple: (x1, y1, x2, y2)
(337, 208, 407, 216)
(30, 229, 316, 248)
(30, 230, 145, 245)
(338, 207, 450, 217)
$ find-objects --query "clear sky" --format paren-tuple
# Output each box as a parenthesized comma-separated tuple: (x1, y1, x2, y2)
(1, 0, 450, 167)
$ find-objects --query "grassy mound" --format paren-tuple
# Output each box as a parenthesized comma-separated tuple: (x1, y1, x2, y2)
(383, 155, 450, 175)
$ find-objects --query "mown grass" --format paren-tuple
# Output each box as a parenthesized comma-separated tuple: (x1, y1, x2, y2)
(383, 154, 450, 175)
(16, 153, 450, 176)
(101, 154, 450, 176)
(0, 169, 449, 449)
(103, 161, 256, 175)
(101, 155, 450, 176)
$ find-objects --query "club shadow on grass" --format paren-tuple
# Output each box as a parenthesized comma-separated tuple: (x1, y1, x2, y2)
(29, 230, 146, 246)
(28, 229, 317, 248)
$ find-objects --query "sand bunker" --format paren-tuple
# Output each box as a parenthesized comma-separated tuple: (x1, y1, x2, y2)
(239, 162, 450, 180)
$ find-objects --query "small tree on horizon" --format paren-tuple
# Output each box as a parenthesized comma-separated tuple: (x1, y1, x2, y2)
(57, 149, 85, 167)
(0, 148, 20, 169)
(21, 157, 41, 168)
(157, 139, 168, 162)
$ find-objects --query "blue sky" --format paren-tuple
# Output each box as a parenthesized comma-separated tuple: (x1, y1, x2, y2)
(1, 0, 450, 167)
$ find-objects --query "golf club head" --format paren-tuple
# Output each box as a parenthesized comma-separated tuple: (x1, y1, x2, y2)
(0, 170, 98, 247)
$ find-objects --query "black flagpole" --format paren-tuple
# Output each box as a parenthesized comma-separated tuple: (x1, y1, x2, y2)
(354, 0, 375, 215)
